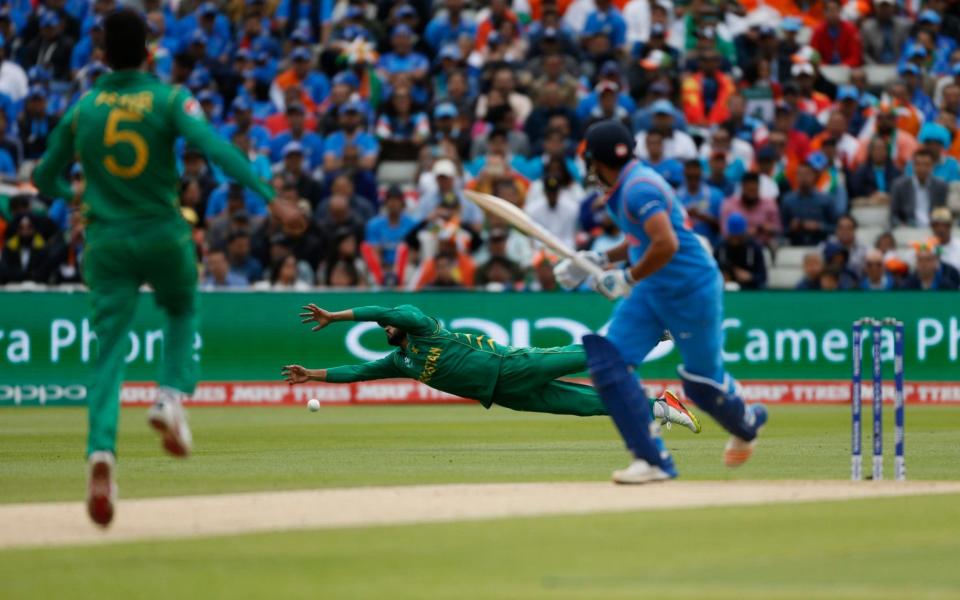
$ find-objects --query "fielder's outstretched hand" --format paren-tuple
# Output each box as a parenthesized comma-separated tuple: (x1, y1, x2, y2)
(300, 304, 333, 331)
(282, 365, 309, 385)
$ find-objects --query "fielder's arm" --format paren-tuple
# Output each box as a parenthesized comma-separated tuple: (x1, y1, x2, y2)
(282, 355, 402, 384)
(171, 87, 276, 202)
(32, 104, 78, 201)
(300, 304, 440, 336)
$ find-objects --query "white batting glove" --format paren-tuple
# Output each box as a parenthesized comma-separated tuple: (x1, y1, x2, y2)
(553, 250, 608, 290)
(594, 268, 635, 300)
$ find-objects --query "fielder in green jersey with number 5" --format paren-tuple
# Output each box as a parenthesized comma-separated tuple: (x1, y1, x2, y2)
(32, 8, 298, 527)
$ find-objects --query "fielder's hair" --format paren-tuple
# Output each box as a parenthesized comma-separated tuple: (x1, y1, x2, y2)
(104, 8, 148, 70)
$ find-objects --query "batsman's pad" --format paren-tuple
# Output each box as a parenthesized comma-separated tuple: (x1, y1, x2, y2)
(677, 366, 759, 441)
(583, 334, 672, 469)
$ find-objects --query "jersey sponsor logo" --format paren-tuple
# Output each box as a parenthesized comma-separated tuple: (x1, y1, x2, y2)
(418, 346, 442, 384)
(183, 97, 204, 118)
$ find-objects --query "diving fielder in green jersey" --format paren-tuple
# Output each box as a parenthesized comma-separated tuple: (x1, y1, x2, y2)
(32, 9, 296, 528)
(283, 304, 702, 432)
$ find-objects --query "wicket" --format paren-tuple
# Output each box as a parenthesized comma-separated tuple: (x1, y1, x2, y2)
(851, 318, 905, 481)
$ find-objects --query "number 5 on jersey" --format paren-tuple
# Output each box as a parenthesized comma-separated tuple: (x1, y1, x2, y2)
(103, 108, 149, 178)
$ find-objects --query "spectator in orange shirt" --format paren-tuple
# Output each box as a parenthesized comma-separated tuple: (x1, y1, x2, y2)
(935, 108, 960, 161)
(681, 48, 735, 127)
(769, 101, 811, 187)
(791, 62, 832, 115)
(887, 81, 925, 137)
(413, 236, 476, 290)
(854, 102, 919, 170)
(270, 47, 328, 112)
(475, 0, 519, 50)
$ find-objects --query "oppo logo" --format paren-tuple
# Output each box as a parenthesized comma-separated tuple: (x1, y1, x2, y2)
(343, 317, 675, 363)
(0, 384, 87, 404)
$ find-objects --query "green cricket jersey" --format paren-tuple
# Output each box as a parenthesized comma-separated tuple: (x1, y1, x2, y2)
(325, 305, 521, 403)
(33, 70, 273, 231)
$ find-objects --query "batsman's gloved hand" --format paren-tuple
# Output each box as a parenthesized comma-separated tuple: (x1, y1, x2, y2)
(553, 250, 608, 290)
(594, 268, 635, 300)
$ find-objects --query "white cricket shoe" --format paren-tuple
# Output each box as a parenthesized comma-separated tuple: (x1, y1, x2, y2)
(147, 387, 193, 458)
(655, 389, 703, 434)
(87, 451, 117, 527)
(612, 459, 675, 485)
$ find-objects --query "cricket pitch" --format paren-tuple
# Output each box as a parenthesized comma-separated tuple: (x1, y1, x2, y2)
(3, 480, 959, 550)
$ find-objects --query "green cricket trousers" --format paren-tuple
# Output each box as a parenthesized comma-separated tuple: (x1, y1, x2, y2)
(82, 219, 199, 456)
(491, 345, 607, 416)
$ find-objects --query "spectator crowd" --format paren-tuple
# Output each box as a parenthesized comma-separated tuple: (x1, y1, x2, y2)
(1, 0, 960, 291)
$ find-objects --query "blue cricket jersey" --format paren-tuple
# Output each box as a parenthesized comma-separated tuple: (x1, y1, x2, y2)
(605, 160, 718, 290)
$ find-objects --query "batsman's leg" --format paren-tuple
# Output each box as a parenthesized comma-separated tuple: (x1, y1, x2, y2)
(658, 276, 767, 466)
(583, 334, 676, 484)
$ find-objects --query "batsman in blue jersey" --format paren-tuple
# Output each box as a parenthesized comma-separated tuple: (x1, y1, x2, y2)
(555, 120, 768, 483)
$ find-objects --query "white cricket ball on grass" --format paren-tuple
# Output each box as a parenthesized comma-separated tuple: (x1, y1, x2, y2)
(307, 399, 320, 412)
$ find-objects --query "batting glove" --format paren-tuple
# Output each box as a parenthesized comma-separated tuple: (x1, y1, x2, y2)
(553, 250, 608, 290)
(594, 268, 635, 300)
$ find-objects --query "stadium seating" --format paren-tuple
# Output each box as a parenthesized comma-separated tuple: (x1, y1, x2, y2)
(775, 246, 817, 269)
(851, 206, 889, 229)
(768, 267, 804, 290)
(376, 162, 419, 187)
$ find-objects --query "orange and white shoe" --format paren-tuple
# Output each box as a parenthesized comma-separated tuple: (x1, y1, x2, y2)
(656, 389, 702, 434)
(86, 451, 117, 528)
(147, 387, 193, 458)
(723, 404, 768, 467)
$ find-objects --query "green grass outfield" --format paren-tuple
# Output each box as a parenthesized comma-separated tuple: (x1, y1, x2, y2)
(1, 405, 959, 599)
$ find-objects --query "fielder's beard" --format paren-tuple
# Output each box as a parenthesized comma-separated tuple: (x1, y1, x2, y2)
(386, 330, 407, 347)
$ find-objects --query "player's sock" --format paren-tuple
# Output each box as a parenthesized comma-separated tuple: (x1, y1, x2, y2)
(650, 399, 665, 420)
(583, 334, 675, 471)
(677, 366, 759, 441)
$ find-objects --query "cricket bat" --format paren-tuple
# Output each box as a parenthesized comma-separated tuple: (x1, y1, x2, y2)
(463, 189, 606, 280)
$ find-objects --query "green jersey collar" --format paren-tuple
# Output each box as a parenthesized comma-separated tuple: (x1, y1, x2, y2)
(94, 69, 156, 89)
